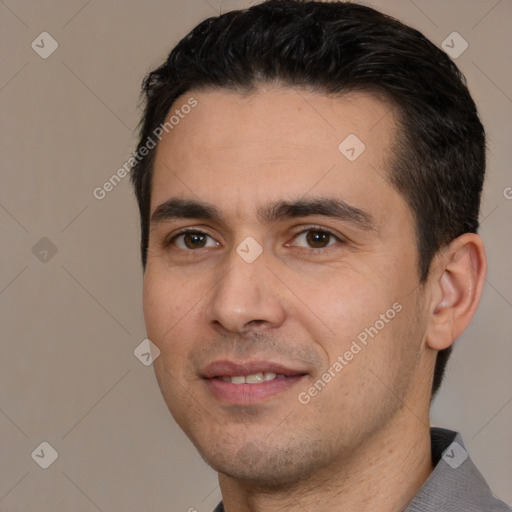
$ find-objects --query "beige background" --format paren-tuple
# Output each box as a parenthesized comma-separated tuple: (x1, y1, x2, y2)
(1, 0, 511, 510)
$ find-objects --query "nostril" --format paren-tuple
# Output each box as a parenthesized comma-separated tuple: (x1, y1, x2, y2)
(248, 319, 265, 326)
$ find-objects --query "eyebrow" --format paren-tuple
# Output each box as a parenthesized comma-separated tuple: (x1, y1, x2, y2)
(260, 198, 375, 231)
(150, 197, 376, 232)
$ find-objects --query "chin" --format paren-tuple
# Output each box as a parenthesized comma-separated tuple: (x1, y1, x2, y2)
(199, 439, 327, 488)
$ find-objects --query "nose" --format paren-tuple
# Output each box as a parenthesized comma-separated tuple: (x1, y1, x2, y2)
(205, 248, 286, 335)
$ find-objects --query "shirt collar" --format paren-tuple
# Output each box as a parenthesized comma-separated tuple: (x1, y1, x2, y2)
(404, 427, 509, 511)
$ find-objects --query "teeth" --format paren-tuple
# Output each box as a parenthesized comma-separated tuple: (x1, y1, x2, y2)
(219, 372, 281, 384)
(245, 372, 264, 384)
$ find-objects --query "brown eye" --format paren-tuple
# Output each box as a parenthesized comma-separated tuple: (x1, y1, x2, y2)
(184, 233, 207, 248)
(292, 229, 340, 249)
(171, 231, 218, 250)
(306, 230, 332, 248)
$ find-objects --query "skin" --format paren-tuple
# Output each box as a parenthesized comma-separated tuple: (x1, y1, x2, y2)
(142, 87, 486, 512)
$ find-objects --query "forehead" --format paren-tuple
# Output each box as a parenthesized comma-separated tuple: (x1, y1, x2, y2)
(150, 87, 404, 224)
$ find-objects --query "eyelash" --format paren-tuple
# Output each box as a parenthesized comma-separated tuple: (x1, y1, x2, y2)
(164, 228, 218, 250)
(288, 227, 343, 251)
(164, 226, 345, 251)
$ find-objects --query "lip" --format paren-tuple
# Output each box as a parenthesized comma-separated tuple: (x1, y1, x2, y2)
(201, 359, 307, 379)
(201, 359, 308, 405)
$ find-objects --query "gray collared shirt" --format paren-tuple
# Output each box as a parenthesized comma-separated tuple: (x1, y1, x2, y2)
(213, 428, 510, 511)
(405, 428, 510, 511)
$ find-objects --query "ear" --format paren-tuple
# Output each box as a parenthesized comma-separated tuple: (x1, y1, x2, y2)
(425, 233, 487, 351)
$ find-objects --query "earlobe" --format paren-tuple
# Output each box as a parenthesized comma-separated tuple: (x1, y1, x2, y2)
(426, 233, 487, 351)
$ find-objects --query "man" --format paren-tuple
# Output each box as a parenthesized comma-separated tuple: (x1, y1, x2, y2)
(130, 1, 510, 510)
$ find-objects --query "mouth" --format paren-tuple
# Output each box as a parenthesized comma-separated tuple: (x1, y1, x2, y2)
(216, 372, 288, 384)
(201, 360, 308, 404)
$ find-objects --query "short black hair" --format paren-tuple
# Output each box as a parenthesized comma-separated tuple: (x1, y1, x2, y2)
(130, 0, 486, 396)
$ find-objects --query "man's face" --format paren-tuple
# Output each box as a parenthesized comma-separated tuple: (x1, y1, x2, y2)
(143, 87, 432, 484)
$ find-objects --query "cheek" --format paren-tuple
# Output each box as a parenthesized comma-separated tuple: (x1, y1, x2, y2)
(305, 274, 394, 343)
(142, 269, 202, 351)
(143, 271, 202, 403)
(142, 272, 168, 342)
(298, 264, 417, 386)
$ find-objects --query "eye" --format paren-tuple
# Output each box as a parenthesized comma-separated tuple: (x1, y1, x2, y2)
(170, 231, 219, 250)
(290, 228, 341, 249)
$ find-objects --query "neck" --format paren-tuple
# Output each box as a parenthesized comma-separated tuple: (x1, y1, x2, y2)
(218, 410, 433, 512)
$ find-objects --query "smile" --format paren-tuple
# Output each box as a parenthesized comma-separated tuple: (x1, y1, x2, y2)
(217, 372, 286, 384)
(201, 360, 308, 404)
